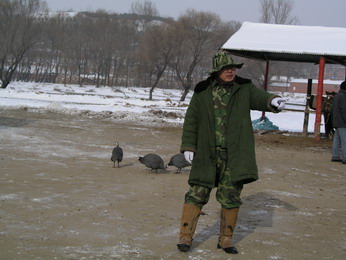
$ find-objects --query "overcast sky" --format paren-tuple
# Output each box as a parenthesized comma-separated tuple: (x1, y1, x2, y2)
(43, 0, 345, 28)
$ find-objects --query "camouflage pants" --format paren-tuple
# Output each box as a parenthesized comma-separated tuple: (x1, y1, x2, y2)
(184, 150, 243, 209)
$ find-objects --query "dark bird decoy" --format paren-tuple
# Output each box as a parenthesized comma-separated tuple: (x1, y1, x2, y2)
(167, 153, 192, 173)
(138, 153, 165, 173)
(111, 142, 123, 168)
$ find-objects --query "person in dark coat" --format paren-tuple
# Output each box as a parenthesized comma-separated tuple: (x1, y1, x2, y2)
(177, 51, 285, 254)
(331, 81, 346, 164)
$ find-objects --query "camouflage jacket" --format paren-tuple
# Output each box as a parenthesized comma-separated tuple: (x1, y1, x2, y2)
(181, 75, 280, 188)
(212, 80, 233, 149)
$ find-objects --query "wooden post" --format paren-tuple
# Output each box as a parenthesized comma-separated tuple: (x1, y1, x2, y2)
(303, 79, 312, 136)
(313, 57, 325, 143)
(261, 60, 270, 121)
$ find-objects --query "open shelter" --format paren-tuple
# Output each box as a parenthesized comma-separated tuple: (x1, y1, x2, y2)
(221, 22, 346, 142)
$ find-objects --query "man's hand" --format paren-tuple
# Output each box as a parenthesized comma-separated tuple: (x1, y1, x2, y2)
(184, 151, 194, 164)
(271, 97, 286, 110)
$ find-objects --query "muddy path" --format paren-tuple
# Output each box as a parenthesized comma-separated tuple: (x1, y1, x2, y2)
(0, 110, 345, 259)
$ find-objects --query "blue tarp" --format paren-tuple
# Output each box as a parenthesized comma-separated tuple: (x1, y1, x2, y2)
(252, 116, 279, 130)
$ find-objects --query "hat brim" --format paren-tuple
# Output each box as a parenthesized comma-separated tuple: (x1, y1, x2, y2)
(209, 63, 244, 75)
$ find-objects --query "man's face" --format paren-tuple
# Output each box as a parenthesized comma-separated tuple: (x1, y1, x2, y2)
(218, 66, 237, 82)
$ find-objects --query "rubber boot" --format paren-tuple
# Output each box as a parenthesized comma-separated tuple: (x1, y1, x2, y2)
(217, 207, 239, 254)
(177, 203, 201, 252)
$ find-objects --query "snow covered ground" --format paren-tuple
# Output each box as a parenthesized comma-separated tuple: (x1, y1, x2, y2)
(0, 81, 323, 133)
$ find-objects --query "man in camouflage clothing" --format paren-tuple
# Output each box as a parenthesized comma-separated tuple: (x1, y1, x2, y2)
(177, 51, 285, 254)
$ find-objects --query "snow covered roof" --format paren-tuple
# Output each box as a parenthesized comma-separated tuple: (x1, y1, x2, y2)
(222, 22, 346, 65)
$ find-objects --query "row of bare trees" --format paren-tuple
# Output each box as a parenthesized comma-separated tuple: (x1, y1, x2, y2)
(0, 0, 45, 89)
(0, 0, 241, 100)
(1, 0, 314, 100)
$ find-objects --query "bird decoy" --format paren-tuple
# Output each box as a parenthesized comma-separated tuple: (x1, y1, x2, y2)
(111, 142, 123, 168)
(138, 153, 165, 173)
(167, 153, 192, 173)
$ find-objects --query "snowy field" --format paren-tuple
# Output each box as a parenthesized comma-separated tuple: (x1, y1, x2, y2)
(0, 81, 323, 133)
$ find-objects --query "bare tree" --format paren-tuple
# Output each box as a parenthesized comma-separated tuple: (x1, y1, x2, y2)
(130, 0, 158, 31)
(110, 17, 138, 87)
(139, 21, 176, 100)
(245, 0, 300, 89)
(0, 0, 46, 88)
(259, 0, 299, 25)
(259, 0, 272, 24)
(171, 9, 229, 101)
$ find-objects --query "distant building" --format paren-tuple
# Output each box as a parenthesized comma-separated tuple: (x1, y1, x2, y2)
(268, 78, 343, 95)
(324, 64, 346, 80)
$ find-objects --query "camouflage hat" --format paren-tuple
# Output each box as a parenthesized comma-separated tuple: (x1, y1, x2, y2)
(209, 51, 243, 75)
